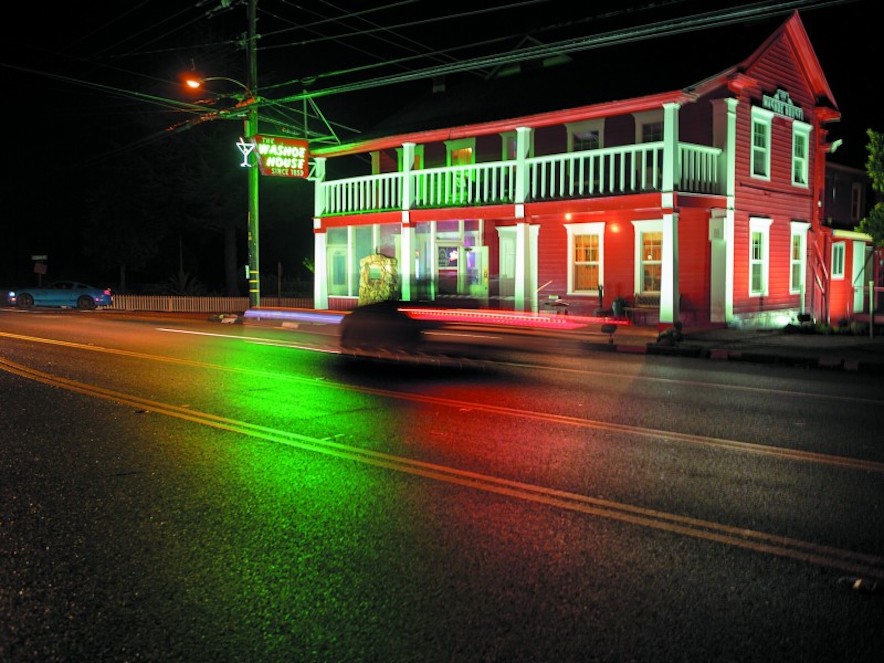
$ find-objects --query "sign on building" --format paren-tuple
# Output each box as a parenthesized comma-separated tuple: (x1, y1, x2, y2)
(252, 135, 309, 178)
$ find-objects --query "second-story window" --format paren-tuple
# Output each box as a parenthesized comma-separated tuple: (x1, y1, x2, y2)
(446, 138, 475, 166)
(851, 182, 863, 222)
(751, 107, 773, 180)
(792, 121, 811, 187)
(501, 130, 534, 161)
(642, 121, 663, 142)
(567, 120, 604, 152)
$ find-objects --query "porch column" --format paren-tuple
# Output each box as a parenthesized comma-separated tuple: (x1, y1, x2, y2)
(513, 222, 539, 312)
(313, 221, 328, 310)
(312, 157, 329, 310)
(711, 97, 738, 324)
(312, 157, 326, 216)
(515, 126, 532, 204)
(660, 211, 679, 325)
(399, 143, 416, 301)
(401, 142, 415, 211)
(400, 213, 413, 301)
(661, 102, 680, 209)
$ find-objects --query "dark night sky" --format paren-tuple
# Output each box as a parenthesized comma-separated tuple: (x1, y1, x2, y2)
(1, 0, 878, 290)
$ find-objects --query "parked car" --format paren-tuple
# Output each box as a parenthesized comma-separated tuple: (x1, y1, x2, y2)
(12, 281, 113, 310)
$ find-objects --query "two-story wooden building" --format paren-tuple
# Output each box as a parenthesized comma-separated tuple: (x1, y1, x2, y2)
(307, 11, 876, 330)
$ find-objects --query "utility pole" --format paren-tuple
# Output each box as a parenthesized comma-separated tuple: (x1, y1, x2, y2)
(246, 0, 260, 308)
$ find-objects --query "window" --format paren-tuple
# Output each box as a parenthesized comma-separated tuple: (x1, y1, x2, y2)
(640, 232, 663, 292)
(791, 121, 810, 187)
(631, 220, 663, 294)
(751, 107, 773, 180)
(749, 217, 772, 295)
(850, 182, 863, 222)
(565, 222, 604, 294)
(327, 227, 349, 296)
(832, 242, 845, 279)
(501, 131, 533, 160)
(633, 110, 664, 143)
(445, 138, 475, 166)
(566, 120, 604, 152)
(789, 222, 809, 294)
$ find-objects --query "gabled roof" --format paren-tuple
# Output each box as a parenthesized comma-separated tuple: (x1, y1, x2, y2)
(688, 11, 838, 115)
(312, 10, 838, 158)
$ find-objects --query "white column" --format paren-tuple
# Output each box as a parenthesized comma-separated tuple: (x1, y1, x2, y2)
(401, 142, 415, 211)
(312, 157, 326, 216)
(515, 126, 532, 204)
(514, 222, 529, 311)
(661, 103, 680, 209)
(313, 220, 328, 310)
(660, 211, 679, 324)
(400, 213, 413, 301)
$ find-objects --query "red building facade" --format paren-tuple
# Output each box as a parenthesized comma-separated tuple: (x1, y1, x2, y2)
(308, 12, 875, 330)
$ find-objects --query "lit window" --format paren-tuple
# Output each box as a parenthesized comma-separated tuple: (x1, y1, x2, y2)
(749, 217, 772, 295)
(792, 121, 810, 187)
(832, 242, 845, 279)
(565, 222, 604, 295)
(789, 222, 809, 294)
(574, 235, 600, 291)
(751, 108, 773, 180)
(640, 232, 662, 292)
(445, 138, 475, 166)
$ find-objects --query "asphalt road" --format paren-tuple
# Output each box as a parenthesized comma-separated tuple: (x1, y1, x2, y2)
(1, 309, 882, 662)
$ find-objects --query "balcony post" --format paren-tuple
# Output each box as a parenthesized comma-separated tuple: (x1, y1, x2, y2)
(662, 103, 680, 208)
(401, 142, 415, 211)
(515, 127, 532, 203)
(312, 157, 326, 216)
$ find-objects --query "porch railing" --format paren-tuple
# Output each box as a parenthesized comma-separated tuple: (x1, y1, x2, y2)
(316, 141, 723, 216)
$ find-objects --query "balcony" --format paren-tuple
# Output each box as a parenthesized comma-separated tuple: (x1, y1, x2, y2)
(316, 141, 723, 217)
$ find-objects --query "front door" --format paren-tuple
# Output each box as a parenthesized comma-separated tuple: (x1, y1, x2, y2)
(462, 246, 489, 304)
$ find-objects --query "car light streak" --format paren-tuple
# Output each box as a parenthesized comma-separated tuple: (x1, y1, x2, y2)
(1, 353, 883, 582)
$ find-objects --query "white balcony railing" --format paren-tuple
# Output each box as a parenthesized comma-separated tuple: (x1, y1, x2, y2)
(316, 142, 722, 216)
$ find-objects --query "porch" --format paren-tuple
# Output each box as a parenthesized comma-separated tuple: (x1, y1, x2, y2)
(315, 141, 723, 216)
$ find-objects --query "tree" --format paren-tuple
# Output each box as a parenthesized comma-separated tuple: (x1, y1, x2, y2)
(859, 128, 884, 248)
(81, 149, 167, 292)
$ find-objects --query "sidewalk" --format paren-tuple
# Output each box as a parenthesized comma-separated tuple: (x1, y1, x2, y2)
(595, 323, 884, 374)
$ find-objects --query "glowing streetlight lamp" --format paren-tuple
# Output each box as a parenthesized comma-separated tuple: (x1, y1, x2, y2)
(184, 75, 262, 308)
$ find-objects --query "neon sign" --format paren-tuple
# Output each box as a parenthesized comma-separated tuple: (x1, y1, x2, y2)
(253, 135, 309, 178)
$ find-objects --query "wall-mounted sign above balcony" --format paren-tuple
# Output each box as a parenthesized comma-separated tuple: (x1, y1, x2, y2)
(761, 88, 804, 121)
(253, 135, 309, 178)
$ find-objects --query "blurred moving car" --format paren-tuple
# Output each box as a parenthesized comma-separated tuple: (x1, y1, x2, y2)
(12, 281, 113, 310)
(339, 300, 430, 356)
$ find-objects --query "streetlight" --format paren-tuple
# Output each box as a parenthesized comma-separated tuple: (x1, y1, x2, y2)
(184, 75, 261, 309)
